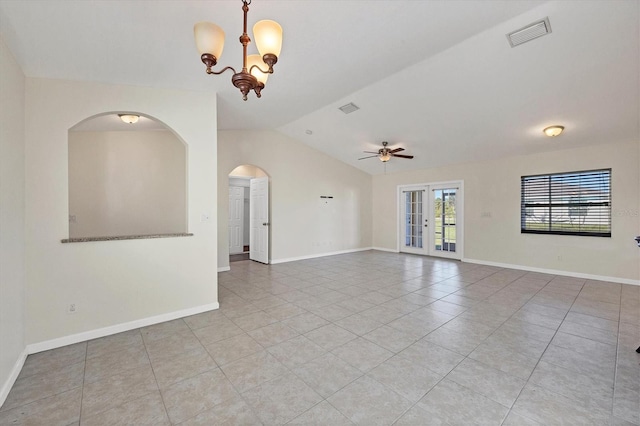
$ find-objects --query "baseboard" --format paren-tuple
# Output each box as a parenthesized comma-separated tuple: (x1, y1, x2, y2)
(372, 247, 400, 253)
(270, 247, 373, 264)
(217, 266, 231, 272)
(463, 258, 640, 286)
(26, 302, 220, 355)
(0, 347, 28, 408)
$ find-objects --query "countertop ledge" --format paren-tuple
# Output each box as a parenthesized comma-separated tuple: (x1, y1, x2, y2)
(61, 233, 194, 243)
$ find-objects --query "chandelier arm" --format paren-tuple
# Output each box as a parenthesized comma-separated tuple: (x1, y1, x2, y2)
(207, 66, 237, 76)
(249, 64, 274, 76)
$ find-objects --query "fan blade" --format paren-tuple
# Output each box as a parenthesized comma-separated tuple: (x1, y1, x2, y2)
(358, 155, 379, 160)
(391, 154, 414, 159)
(362, 151, 379, 154)
(389, 147, 404, 153)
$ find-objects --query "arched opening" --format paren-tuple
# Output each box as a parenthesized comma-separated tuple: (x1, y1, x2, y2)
(228, 165, 269, 264)
(68, 112, 188, 239)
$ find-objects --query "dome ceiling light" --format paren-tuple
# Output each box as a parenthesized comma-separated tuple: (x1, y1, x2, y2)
(543, 125, 565, 137)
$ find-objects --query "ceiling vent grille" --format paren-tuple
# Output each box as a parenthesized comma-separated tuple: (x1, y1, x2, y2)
(338, 102, 360, 114)
(507, 17, 551, 47)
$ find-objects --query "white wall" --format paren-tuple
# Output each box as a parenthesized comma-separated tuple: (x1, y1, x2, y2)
(218, 130, 373, 268)
(372, 140, 640, 283)
(24, 78, 218, 345)
(0, 38, 26, 404)
(68, 130, 187, 238)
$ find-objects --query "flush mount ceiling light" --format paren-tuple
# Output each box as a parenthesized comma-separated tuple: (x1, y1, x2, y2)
(543, 125, 564, 137)
(194, 0, 283, 101)
(118, 114, 139, 124)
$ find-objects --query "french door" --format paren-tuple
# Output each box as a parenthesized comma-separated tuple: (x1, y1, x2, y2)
(399, 182, 462, 260)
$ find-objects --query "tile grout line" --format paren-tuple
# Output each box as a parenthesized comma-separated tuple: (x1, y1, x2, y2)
(77, 343, 88, 425)
(499, 278, 600, 425)
(139, 327, 173, 424)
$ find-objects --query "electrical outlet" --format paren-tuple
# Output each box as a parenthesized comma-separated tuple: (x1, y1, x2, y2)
(200, 213, 211, 223)
(67, 303, 77, 314)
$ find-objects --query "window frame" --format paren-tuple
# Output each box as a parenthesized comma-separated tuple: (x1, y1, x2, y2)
(520, 168, 611, 237)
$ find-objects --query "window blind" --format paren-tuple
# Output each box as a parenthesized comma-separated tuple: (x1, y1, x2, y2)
(521, 169, 611, 237)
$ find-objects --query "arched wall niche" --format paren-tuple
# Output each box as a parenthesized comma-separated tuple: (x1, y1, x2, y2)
(68, 112, 188, 238)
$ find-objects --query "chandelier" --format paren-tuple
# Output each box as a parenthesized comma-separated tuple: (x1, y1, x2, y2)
(194, 0, 283, 101)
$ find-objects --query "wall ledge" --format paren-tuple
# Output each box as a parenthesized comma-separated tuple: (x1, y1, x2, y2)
(61, 233, 193, 243)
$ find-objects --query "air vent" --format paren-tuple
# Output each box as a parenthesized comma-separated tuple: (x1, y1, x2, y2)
(338, 102, 360, 114)
(507, 17, 551, 47)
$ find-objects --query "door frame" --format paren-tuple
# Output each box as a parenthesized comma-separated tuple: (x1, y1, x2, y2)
(228, 176, 252, 254)
(397, 180, 464, 260)
(228, 185, 245, 254)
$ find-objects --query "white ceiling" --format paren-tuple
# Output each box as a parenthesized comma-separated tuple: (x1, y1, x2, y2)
(1, 0, 638, 175)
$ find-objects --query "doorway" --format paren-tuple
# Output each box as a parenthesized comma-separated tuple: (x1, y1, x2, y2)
(398, 181, 463, 260)
(228, 165, 270, 264)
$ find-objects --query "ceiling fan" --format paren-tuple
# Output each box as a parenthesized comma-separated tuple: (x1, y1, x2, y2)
(358, 141, 414, 162)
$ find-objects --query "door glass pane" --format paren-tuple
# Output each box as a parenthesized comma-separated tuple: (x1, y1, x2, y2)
(433, 188, 456, 252)
(404, 190, 423, 249)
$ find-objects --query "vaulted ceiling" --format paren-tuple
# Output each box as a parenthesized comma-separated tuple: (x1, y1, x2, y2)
(1, 1, 638, 175)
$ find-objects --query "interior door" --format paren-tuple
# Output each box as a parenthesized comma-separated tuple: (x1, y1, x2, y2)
(250, 177, 269, 264)
(228, 186, 244, 254)
(400, 186, 428, 255)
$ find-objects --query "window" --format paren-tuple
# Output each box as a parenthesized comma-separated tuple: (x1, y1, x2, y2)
(521, 169, 611, 237)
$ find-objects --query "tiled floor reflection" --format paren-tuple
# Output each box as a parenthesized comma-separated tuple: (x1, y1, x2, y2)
(1, 251, 638, 425)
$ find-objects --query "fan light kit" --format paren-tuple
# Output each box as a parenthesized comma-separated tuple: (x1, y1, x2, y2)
(543, 125, 564, 137)
(358, 141, 414, 162)
(118, 114, 139, 124)
(194, 0, 283, 101)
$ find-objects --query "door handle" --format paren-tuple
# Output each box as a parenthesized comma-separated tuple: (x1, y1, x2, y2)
(263, 222, 270, 226)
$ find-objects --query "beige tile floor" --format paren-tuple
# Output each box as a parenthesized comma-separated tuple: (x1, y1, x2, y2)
(1, 251, 639, 425)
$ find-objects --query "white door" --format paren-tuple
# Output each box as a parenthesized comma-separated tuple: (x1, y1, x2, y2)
(228, 186, 244, 254)
(399, 182, 463, 260)
(400, 186, 428, 255)
(428, 185, 461, 259)
(250, 177, 269, 264)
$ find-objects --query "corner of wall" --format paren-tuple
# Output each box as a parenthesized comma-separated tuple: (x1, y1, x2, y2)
(0, 37, 27, 408)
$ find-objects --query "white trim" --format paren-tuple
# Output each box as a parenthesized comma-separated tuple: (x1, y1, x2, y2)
(372, 246, 399, 253)
(0, 348, 28, 407)
(26, 302, 219, 355)
(270, 247, 373, 264)
(218, 266, 231, 272)
(463, 258, 640, 286)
